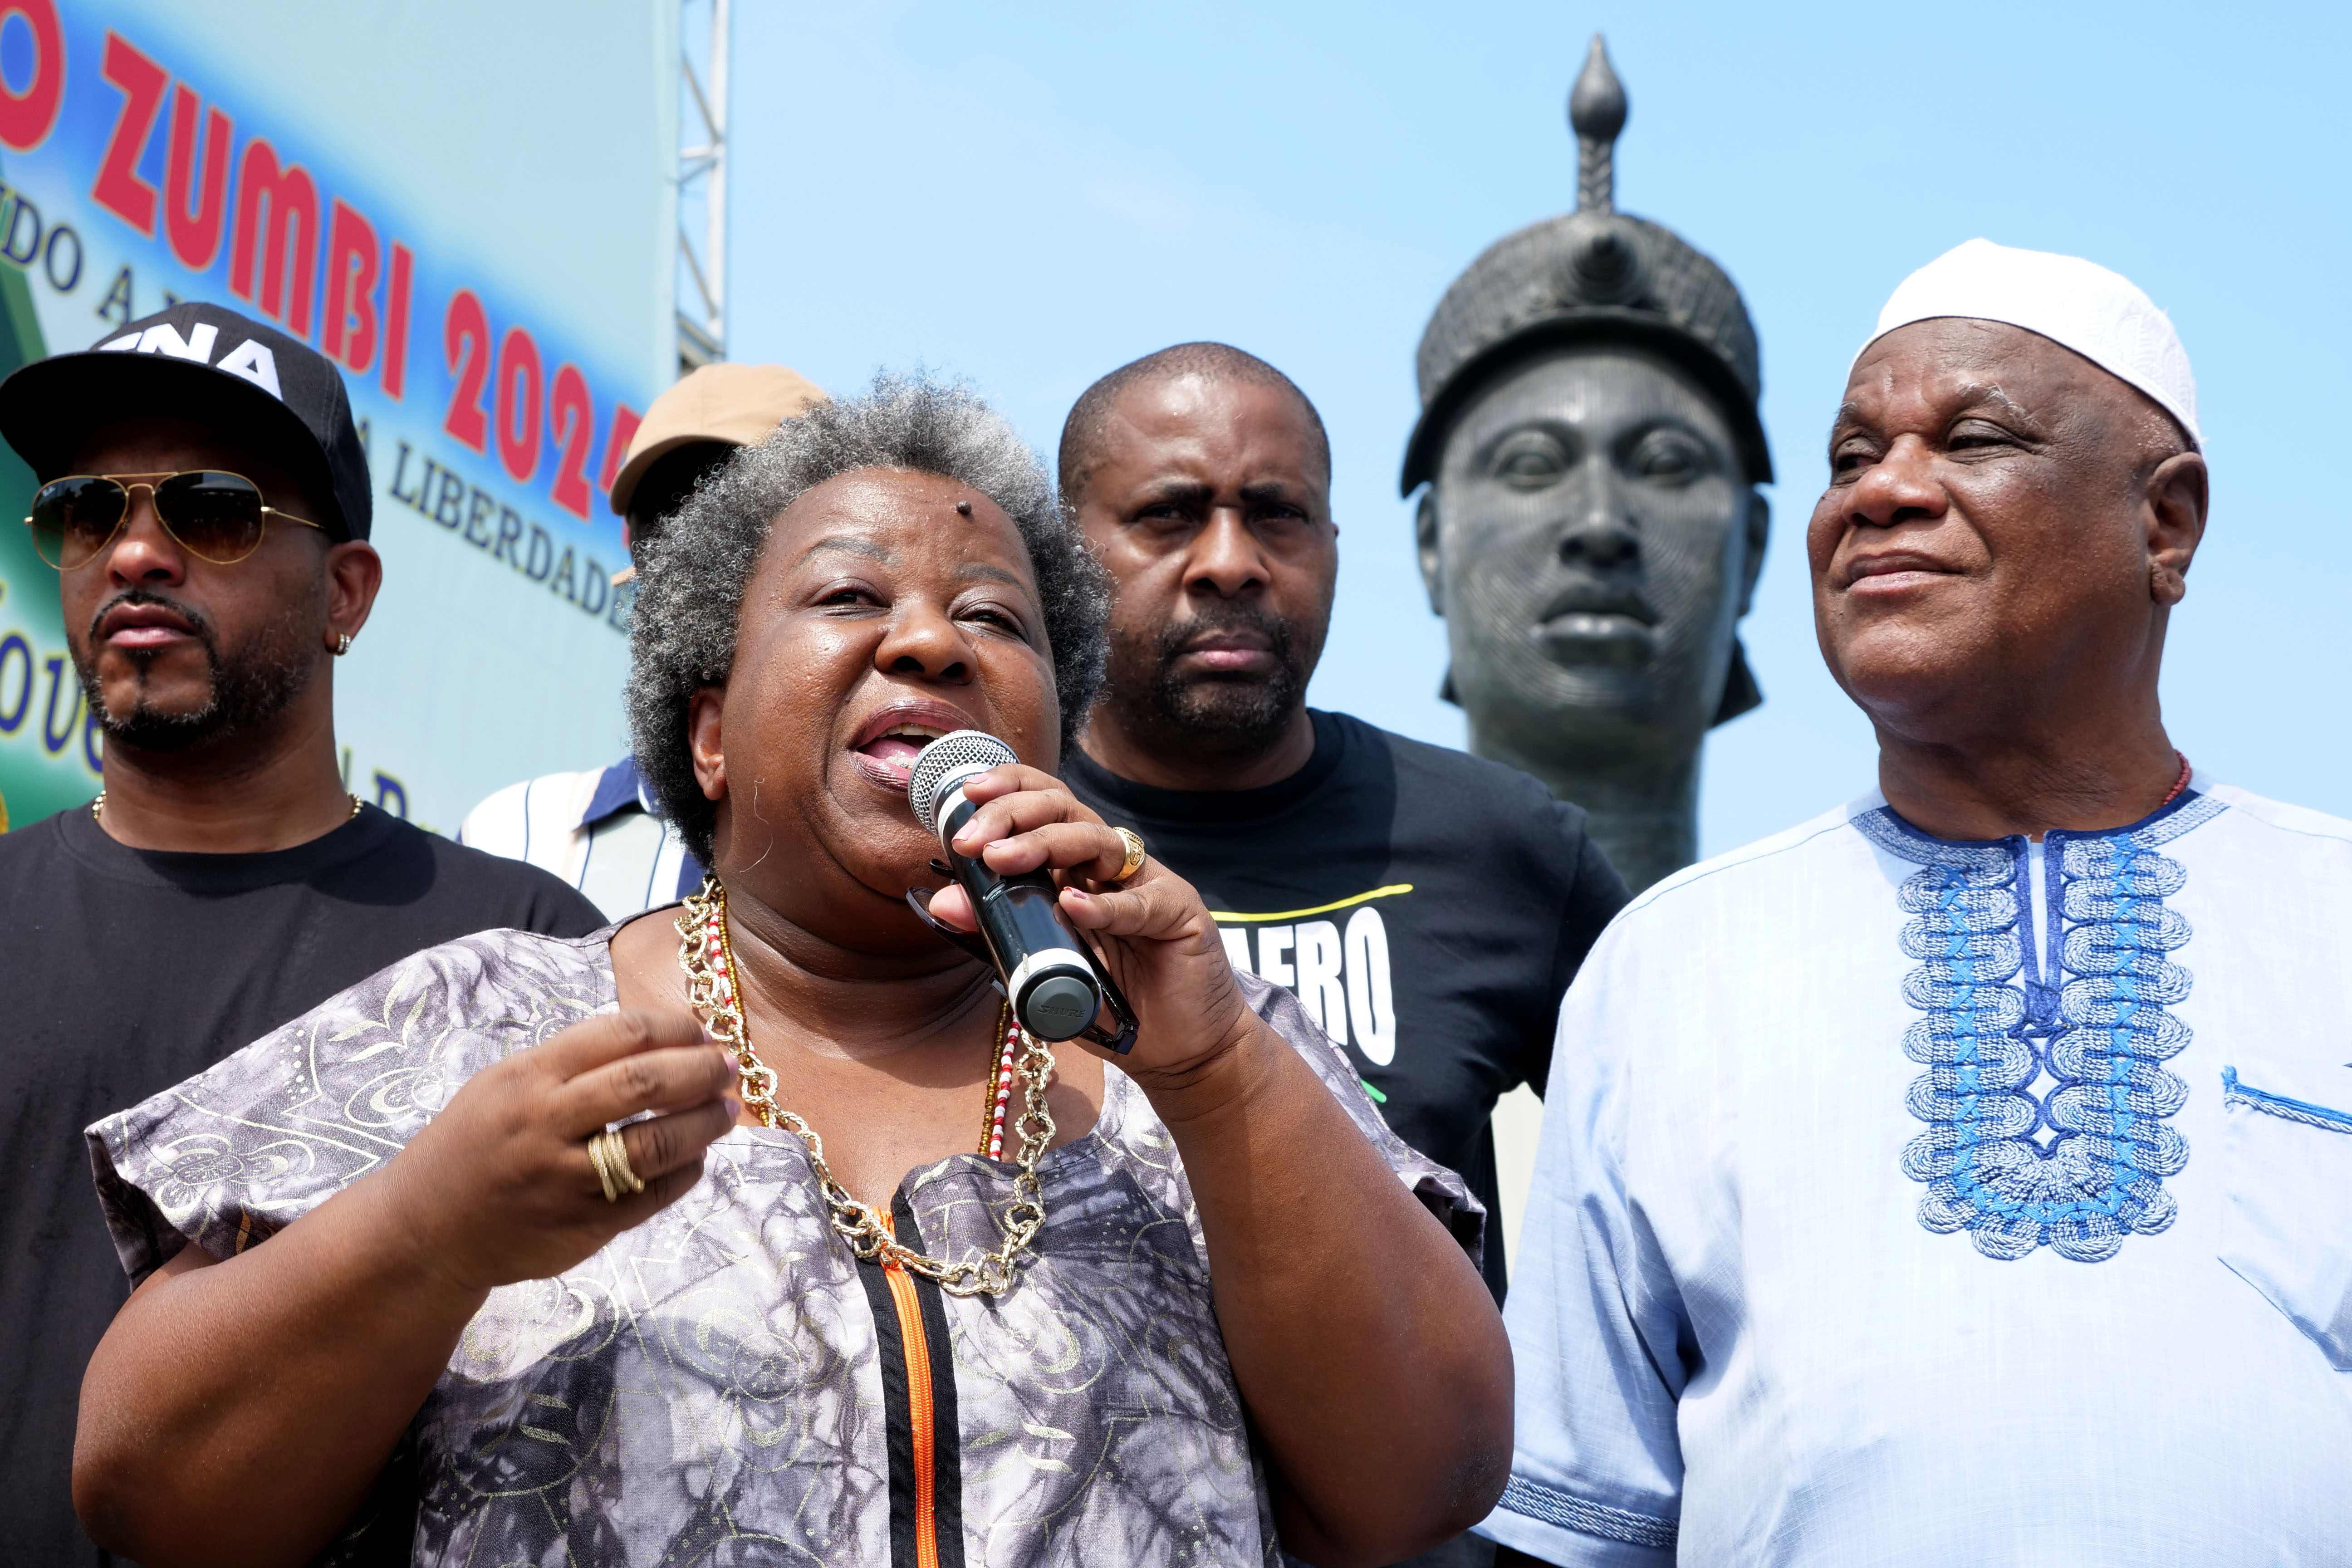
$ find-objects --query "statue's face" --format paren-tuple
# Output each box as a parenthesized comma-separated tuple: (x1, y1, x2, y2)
(1424, 341, 1761, 772)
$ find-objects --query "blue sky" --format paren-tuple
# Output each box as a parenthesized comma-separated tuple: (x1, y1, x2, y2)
(724, 1, 2350, 855)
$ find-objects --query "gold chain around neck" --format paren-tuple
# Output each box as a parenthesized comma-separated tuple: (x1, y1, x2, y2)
(674, 876, 1057, 1297)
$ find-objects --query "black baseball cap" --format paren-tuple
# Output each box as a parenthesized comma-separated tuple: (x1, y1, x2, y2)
(0, 300, 372, 541)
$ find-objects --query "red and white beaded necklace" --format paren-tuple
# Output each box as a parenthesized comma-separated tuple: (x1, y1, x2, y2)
(978, 1012, 1023, 1160)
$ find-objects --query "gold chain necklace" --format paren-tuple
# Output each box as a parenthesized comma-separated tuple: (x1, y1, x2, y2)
(675, 876, 1058, 1298)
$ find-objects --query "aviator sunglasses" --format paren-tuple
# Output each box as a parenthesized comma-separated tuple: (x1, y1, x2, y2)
(24, 470, 322, 570)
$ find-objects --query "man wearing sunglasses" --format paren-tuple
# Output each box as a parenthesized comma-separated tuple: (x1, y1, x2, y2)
(0, 301, 604, 1564)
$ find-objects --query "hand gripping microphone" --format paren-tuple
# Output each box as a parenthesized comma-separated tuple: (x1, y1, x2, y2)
(905, 730, 1137, 1051)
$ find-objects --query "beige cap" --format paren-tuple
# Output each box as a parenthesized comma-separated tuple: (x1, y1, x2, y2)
(609, 361, 827, 517)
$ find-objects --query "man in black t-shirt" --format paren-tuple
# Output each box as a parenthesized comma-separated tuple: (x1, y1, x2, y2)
(0, 303, 603, 1565)
(1057, 343, 1629, 1323)
(1060, 351, 1623, 1568)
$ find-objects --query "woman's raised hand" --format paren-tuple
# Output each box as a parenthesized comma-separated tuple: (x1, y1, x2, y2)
(925, 764, 1264, 1089)
(380, 1012, 739, 1294)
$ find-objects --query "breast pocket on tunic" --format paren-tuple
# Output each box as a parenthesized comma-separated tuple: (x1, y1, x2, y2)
(2219, 1063, 2352, 1369)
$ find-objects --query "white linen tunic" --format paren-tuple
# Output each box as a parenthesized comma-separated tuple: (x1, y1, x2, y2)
(1482, 779, 2352, 1567)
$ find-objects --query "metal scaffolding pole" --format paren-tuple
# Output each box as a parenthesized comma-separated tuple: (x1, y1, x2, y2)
(677, 0, 730, 374)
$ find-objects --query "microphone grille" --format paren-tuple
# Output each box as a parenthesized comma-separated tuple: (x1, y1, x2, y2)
(906, 730, 1019, 834)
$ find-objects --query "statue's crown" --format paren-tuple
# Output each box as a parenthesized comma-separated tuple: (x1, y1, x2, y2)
(1401, 36, 1770, 494)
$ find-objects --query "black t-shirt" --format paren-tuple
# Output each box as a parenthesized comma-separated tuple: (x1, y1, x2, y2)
(0, 804, 604, 1566)
(1065, 710, 1628, 1302)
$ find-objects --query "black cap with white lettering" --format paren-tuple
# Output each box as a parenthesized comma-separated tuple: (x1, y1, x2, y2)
(0, 300, 371, 541)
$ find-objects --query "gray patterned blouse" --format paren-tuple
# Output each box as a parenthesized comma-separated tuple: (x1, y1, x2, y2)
(88, 926, 1479, 1567)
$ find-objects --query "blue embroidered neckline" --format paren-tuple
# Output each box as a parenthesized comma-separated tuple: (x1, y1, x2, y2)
(1852, 790, 2226, 1262)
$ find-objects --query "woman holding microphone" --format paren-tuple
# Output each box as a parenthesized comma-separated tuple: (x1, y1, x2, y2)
(76, 375, 1509, 1568)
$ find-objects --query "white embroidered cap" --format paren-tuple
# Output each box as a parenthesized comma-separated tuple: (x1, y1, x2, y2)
(1857, 238, 2200, 449)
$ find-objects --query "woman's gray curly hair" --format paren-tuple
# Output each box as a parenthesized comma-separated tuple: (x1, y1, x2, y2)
(626, 371, 1110, 869)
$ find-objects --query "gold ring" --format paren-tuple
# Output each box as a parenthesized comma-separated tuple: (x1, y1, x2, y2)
(1112, 827, 1147, 884)
(602, 1127, 646, 1196)
(588, 1127, 644, 1203)
(587, 1130, 618, 1202)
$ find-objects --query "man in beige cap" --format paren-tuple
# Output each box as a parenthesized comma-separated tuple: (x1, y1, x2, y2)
(459, 362, 824, 916)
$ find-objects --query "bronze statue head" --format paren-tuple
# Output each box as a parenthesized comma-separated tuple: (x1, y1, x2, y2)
(1405, 37, 1770, 890)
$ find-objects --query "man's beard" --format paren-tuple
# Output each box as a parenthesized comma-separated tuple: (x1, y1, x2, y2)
(1107, 605, 1307, 756)
(78, 588, 316, 754)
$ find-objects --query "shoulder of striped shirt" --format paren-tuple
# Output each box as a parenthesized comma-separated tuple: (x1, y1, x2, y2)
(456, 768, 607, 877)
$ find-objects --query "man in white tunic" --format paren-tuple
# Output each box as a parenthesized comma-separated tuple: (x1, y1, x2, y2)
(1484, 239, 2352, 1567)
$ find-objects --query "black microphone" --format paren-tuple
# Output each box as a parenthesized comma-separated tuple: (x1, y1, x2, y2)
(906, 730, 1134, 1049)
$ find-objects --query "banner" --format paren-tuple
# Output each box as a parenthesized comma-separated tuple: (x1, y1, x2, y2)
(0, 0, 674, 831)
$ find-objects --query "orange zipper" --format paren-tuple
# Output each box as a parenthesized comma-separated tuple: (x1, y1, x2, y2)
(880, 1215, 941, 1568)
